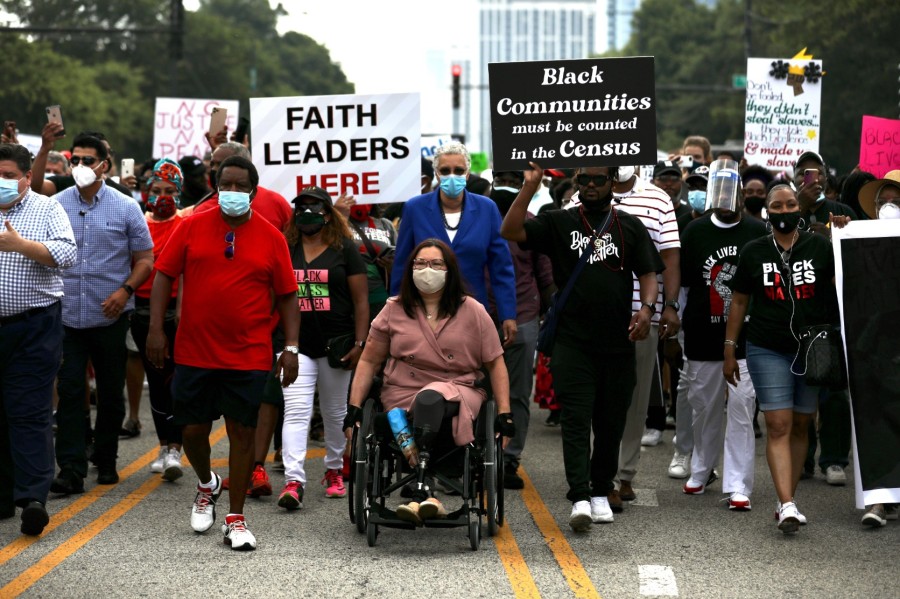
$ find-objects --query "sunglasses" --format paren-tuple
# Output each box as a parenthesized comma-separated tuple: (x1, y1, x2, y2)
(70, 156, 101, 166)
(438, 167, 467, 176)
(297, 201, 326, 214)
(575, 174, 612, 187)
(225, 230, 235, 260)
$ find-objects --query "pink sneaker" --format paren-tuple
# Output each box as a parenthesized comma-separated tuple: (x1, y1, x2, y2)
(277, 481, 304, 510)
(322, 468, 345, 498)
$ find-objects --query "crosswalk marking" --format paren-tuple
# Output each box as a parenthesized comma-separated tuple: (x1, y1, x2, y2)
(639, 565, 679, 596)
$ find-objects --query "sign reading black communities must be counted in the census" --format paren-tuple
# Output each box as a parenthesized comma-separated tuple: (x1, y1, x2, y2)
(489, 56, 656, 171)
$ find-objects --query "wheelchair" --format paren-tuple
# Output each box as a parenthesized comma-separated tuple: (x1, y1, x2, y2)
(348, 383, 504, 551)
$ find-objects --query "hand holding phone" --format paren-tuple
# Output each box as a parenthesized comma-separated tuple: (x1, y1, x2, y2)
(208, 106, 228, 136)
(803, 168, 818, 186)
(46, 105, 65, 137)
(121, 158, 135, 180)
(678, 156, 694, 169)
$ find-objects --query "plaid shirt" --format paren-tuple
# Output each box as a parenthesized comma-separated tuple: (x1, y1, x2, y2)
(54, 182, 153, 329)
(0, 189, 77, 317)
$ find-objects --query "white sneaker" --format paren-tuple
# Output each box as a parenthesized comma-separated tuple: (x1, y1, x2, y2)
(825, 465, 847, 486)
(162, 448, 183, 482)
(641, 428, 663, 447)
(149, 447, 166, 473)
(668, 451, 690, 479)
(589, 497, 614, 523)
(569, 501, 592, 532)
(777, 501, 801, 533)
(190, 473, 222, 533)
(727, 492, 752, 511)
(774, 501, 808, 525)
(222, 515, 257, 551)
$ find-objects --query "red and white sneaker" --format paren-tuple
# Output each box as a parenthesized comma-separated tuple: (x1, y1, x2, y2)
(727, 492, 751, 511)
(322, 468, 346, 498)
(682, 478, 705, 495)
(222, 514, 257, 551)
(190, 473, 222, 533)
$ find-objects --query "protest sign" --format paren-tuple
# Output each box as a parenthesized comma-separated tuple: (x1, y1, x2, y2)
(488, 57, 657, 171)
(421, 135, 455, 160)
(744, 49, 823, 170)
(859, 115, 900, 178)
(152, 98, 239, 160)
(251, 93, 420, 204)
(833, 221, 900, 509)
(16, 133, 41, 157)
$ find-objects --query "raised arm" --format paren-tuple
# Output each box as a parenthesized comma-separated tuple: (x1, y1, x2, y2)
(500, 162, 542, 242)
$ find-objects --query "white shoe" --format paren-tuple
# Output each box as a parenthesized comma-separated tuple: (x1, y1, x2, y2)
(190, 473, 222, 533)
(777, 501, 801, 533)
(774, 501, 808, 525)
(589, 497, 614, 523)
(727, 492, 752, 511)
(641, 428, 663, 447)
(569, 501, 592, 532)
(825, 465, 847, 486)
(149, 447, 166, 473)
(667, 451, 690, 479)
(162, 448, 183, 482)
(222, 515, 257, 551)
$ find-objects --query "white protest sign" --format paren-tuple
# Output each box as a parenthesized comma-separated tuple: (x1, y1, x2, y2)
(421, 135, 455, 160)
(152, 97, 239, 160)
(17, 134, 42, 157)
(251, 93, 420, 204)
(744, 49, 823, 170)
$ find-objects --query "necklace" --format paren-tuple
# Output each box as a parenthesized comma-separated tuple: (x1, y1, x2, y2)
(577, 206, 625, 272)
(439, 195, 464, 231)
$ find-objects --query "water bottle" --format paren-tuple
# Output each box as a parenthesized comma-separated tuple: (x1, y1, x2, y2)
(387, 408, 418, 466)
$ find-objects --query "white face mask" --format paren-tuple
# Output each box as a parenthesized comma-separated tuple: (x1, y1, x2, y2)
(617, 166, 635, 182)
(412, 267, 447, 294)
(878, 202, 900, 220)
(72, 164, 98, 188)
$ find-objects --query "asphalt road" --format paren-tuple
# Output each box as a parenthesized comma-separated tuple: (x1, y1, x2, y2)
(1, 390, 896, 598)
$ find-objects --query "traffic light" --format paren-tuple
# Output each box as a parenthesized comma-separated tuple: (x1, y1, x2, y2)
(452, 64, 461, 109)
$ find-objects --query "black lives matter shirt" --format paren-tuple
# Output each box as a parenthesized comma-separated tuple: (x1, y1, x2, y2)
(728, 230, 837, 355)
(522, 207, 663, 354)
(681, 213, 767, 361)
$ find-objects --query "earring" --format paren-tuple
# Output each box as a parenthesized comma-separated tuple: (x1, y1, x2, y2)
(765, 220, 772, 233)
(798, 217, 806, 230)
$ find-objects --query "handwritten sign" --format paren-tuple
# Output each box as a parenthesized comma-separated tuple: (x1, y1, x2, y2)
(152, 97, 239, 160)
(859, 115, 900, 178)
(250, 93, 420, 204)
(488, 57, 657, 171)
(743, 52, 823, 170)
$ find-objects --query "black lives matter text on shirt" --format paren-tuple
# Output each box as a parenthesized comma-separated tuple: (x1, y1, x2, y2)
(680, 214, 767, 361)
(488, 56, 657, 171)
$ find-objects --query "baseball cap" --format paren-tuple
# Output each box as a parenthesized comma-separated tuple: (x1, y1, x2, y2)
(292, 186, 332, 204)
(653, 161, 681, 178)
(177, 155, 205, 177)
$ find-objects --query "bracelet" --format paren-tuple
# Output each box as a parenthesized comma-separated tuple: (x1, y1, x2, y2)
(723, 340, 738, 347)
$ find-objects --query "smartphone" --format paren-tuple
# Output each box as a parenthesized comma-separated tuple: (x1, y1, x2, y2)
(678, 156, 693, 169)
(803, 168, 818, 186)
(233, 116, 250, 142)
(208, 106, 228, 136)
(121, 158, 135, 180)
(46, 105, 65, 137)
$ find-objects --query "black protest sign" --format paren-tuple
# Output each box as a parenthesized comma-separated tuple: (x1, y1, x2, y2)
(488, 57, 657, 171)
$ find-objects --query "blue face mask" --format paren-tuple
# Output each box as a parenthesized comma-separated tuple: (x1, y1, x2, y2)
(439, 175, 467, 198)
(219, 190, 251, 217)
(0, 177, 23, 207)
(688, 190, 707, 212)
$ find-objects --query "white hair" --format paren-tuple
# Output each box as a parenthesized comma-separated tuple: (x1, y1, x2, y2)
(433, 141, 470, 173)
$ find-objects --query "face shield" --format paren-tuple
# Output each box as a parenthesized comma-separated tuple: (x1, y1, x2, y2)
(707, 159, 741, 213)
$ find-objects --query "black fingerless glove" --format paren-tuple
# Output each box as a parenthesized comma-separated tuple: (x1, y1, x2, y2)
(495, 412, 516, 438)
(343, 404, 363, 430)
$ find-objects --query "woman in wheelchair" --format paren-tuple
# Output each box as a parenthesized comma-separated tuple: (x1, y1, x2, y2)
(344, 238, 515, 525)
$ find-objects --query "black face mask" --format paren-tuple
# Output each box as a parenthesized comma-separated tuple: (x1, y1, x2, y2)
(744, 196, 765, 214)
(769, 211, 801, 233)
(490, 189, 517, 216)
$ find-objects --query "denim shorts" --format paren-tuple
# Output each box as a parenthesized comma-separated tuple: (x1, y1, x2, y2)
(745, 342, 818, 414)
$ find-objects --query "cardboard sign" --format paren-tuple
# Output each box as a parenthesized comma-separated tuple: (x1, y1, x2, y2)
(152, 98, 239, 160)
(744, 51, 823, 170)
(859, 115, 900, 178)
(488, 56, 657, 171)
(251, 93, 420, 204)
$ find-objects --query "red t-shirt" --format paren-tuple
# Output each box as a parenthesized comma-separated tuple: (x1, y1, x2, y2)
(154, 209, 297, 370)
(193, 186, 292, 232)
(136, 213, 184, 299)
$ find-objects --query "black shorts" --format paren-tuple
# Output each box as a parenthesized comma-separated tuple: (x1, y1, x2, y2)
(172, 365, 268, 427)
(260, 356, 284, 406)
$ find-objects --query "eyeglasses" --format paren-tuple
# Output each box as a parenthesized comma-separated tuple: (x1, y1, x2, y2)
(70, 156, 100, 166)
(412, 258, 447, 271)
(225, 230, 235, 260)
(575, 174, 611, 187)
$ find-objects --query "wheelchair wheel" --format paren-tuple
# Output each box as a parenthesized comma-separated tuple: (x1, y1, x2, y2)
(354, 399, 376, 535)
(496, 437, 505, 527)
(484, 400, 500, 537)
(367, 519, 379, 547)
(468, 506, 481, 551)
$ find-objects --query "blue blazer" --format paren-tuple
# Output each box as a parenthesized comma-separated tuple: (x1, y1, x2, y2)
(391, 190, 518, 323)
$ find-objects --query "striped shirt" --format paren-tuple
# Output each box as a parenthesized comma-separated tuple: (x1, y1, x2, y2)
(0, 190, 77, 317)
(613, 178, 680, 323)
(54, 182, 153, 329)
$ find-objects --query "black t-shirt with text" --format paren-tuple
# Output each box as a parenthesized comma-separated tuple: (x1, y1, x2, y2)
(522, 207, 664, 354)
(680, 213, 767, 360)
(729, 230, 837, 355)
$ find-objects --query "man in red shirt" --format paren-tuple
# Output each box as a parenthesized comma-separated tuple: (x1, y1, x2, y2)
(146, 156, 299, 551)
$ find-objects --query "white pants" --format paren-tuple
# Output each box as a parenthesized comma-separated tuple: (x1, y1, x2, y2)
(685, 359, 755, 495)
(618, 324, 659, 482)
(673, 366, 695, 455)
(281, 353, 351, 485)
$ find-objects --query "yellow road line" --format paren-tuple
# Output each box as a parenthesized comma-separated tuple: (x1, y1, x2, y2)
(493, 521, 542, 598)
(519, 467, 601, 599)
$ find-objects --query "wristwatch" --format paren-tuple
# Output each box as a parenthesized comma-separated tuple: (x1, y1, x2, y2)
(355, 340, 366, 349)
(665, 299, 681, 311)
(283, 345, 299, 355)
(641, 302, 656, 315)
(121, 284, 135, 297)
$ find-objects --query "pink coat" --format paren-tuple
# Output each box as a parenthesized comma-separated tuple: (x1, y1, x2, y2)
(369, 297, 504, 445)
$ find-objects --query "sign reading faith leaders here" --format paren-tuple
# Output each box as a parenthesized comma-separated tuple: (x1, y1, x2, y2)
(251, 93, 420, 204)
(488, 57, 657, 171)
(744, 49, 823, 169)
(152, 98, 239, 160)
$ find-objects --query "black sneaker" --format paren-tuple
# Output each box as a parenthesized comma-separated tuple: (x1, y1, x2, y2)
(51, 469, 85, 495)
(545, 410, 561, 427)
(503, 466, 525, 490)
(97, 465, 119, 485)
(20, 501, 50, 536)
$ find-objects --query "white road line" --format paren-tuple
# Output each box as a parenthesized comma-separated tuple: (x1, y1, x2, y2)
(631, 488, 659, 507)
(639, 565, 679, 596)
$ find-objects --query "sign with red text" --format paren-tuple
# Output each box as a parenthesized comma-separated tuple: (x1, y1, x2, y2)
(859, 115, 900, 178)
(251, 93, 420, 204)
(152, 97, 239, 160)
(743, 51, 823, 170)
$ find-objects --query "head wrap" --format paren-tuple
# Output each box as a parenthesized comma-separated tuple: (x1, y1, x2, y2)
(147, 158, 183, 193)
